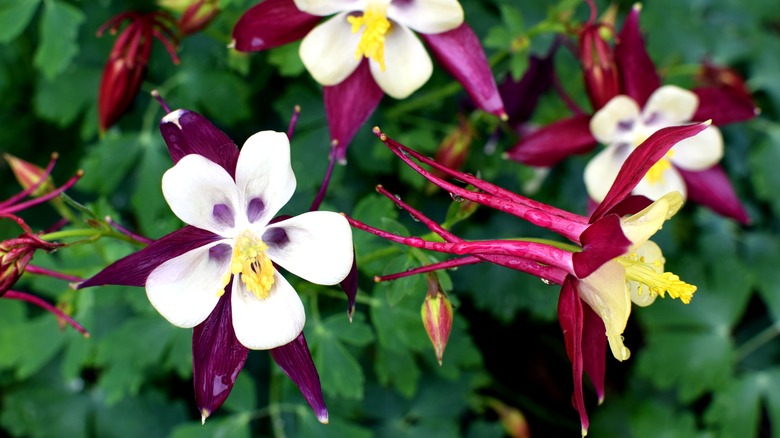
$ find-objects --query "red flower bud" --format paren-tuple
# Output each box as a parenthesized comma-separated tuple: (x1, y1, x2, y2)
(579, 22, 619, 110)
(1, 229, 61, 297)
(434, 115, 474, 176)
(487, 398, 532, 438)
(178, 0, 219, 36)
(4, 154, 55, 196)
(421, 274, 453, 365)
(698, 61, 752, 102)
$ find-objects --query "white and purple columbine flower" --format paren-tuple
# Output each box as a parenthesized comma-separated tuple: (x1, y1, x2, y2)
(80, 109, 354, 423)
(231, 0, 505, 161)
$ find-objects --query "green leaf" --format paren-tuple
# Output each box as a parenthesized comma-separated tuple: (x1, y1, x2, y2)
(222, 372, 257, 413)
(375, 346, 420, 398)
(268, 42, 306, 77)
(704, 373, 762, 437)
(297, 412, 372, 438)
(744, 232, 780, 322)
(312, 329, 365, 400)
(0, 316, 67, 379)
(169, 414, 251, 438)
(0, 0, 40, 43)
(376, 253, 425, 306)
(33, 66, 99, 126)
(322, 312, 375, 347)
(78, 134, 144, 195)
(749, 125, 780, 217)
(33, 0, 84, 79)
(371, 296, 429, 353)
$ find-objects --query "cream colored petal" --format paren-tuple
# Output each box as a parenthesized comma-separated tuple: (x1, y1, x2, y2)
(578, 261, 632, 361)
(299, 13, 362, 86)
(293, 0, 365, 16)
(620, 192, 684, 252)
(590, 95, 641, 144)
(231, 271, 305, 350)
(633, 166, 688, 202)
(584, 145, 626, 203)
(669, 126, 723, 171)
(643, 85, 699, 125)
(628, 241, 663, 307)
(387, 0, 463, 34)
(370, 24, 432, 98)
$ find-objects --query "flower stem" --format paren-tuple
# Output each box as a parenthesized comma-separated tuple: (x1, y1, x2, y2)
(735, 322, 780, 363)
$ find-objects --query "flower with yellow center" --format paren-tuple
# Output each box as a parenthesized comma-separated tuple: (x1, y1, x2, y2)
(143, 126, 354, 350)
(585, 85, 724, 203)
(295, 0, 464, 99)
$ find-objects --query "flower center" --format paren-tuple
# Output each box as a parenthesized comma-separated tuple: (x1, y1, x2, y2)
(347, 0, 391, 71)
(224, 230, 275, 300)
(618, 251, 696, 304)
(645, 152, 674, 185)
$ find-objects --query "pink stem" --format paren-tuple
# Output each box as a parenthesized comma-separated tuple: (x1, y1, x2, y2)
(287, 105, 301, 139)
(3, 290, 89, 337)
(0, 153, 58, 210)
(151, 90, 172, 113)
(106, 216, 154, 244)
(3, 170, 84, 215)
(376, 256, 483, 281)
(24, 265, 83, 283)
(309, 144, 337, 212)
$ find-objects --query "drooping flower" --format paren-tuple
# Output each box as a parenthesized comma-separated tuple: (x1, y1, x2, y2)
(97, 11, 179, 132)
(346, 121, 705, 435)
(232, 0, 505, 160)
(79, 108, 354, 422)
(506, 5, 757, 223)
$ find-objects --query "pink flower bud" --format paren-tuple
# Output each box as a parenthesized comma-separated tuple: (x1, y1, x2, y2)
(1, 232, 61, 296)
(3, 154, 55, 196)
(421, 274, 453, 365)
(579, 23, 619, 110)
(178, 0, 219, 36)
(488, 399, 532, 438)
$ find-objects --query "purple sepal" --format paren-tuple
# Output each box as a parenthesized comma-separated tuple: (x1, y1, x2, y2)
(339, 253, 358, 321)
(505, 114, 596, 167)
(603, 195, 653, 218)
(591, 122, 709, 221)
(78, 226, 220, 289)
(193, 289, 249, 421)
(323, 60, 384, 162)
(558, 276, 589, 435)
(270, 332, 328, 423)
(615, 6, 660, 108)
(693, 86, 758, 126)
(160, 109, 240, 178)
(421, 23, 506, 119)
(678, 165, 750, 224)
(232, 0, 321, 52)
(582, 303, 606, 403)
(573, 215, 631, 278)
(499, 47, 557, 129)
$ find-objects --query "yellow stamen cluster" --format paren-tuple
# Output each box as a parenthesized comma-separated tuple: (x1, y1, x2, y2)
(347, 1, 391, 70)
(222, 230, 275, 300)
(619, 251, 696, 304)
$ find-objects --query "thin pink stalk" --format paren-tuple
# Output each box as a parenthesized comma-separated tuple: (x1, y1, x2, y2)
(0, 153, 58, 210)
(376, 256, 483, 281)
(3, 170, 84, 215)
(106, 216, 154, 244)
(4, 290, 89, 337)
(151, 26, 180, 64)
(151, 89, 172, 113)
(287, 105, 301, 139)
(552, 68, 587, 115)
(24, 265, 83, 283)
(309, 144, 337, 212)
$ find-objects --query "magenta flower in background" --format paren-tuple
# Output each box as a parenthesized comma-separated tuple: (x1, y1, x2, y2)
(231, 0, 506, 161)
(506, 5, 757, 224)
(79, 108, 354, 422)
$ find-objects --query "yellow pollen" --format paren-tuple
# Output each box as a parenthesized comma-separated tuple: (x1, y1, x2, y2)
(347, 1, 391, 71)
(221, 231, 275, 300)
(645, 151, 675, 185)
(618, 252, 696, 304)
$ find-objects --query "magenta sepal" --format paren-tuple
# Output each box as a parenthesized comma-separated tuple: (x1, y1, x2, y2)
(270, 332, 329, 424)
(591, 122, 710, 221)
(572, 215, 631, 278)
(693, 86, 758, 126)
(340, 253, 358, 320)
(505, 114, 596, 167)
(499, 47, 557, 129)
(581, 302, 607, 404)
(614, 5, 661, 108)
(678, 165, 750, 224)
(421, 23, 506, 119)
(232, 0, 321, 52)
(324, 60, 384, 162)
(558, 276, 589, 435)
(77, 226, 219, 289)
(193, 287, 248, 421)
(159, 109, 240, 178)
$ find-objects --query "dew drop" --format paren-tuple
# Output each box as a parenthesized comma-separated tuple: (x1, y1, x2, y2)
(449, 193, 464, 202)
(540, 278, 553, 285)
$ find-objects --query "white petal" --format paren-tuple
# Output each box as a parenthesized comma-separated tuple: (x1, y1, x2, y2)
(620, 192, 684, 250)
(370, 24, 432, 98)
(231, 271, 305, 350)
(265, 211, 354, 285)
(628, 241, 662, 307)
(162, 154, 241, 235)
(590, 95, 641, 144)
(578, 261, 632, 361)
(583, 145, 626, 203)
(668, 126, 723, 171)
(633, 166, 687, 202)
(642, 85, 698, 125)
(235, 131, 296, 227)
(299, 13, 363, 86)
(146, 242, 230, 328)
(293, 0, 364, 16)
(387, 0, 463, 34)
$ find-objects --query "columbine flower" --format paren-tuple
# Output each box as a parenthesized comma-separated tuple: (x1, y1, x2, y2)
(346, 122, 705, 435)
(80, 108, 354, 422)
(506, 4, 757, 223)
(97, 11, 179, 132)
(232, 0, 505, 160)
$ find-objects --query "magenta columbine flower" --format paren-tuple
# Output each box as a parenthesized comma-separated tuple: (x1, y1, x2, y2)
(346, 121, 706, 435)
(506, 5, 757, 224)
(80, 108, 354, 422)
(232, 0, 505, 160)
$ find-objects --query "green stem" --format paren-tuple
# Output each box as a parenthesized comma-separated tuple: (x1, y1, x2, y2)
(268, 369, 287, 438)
(735, 322, 780, 362)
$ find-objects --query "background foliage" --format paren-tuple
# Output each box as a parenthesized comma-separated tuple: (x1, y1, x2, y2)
(1, 0, 779, 436)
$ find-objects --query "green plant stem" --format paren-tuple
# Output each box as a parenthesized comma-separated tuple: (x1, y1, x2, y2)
(269, 370, 287, 438)
(735, 322, 780, 362)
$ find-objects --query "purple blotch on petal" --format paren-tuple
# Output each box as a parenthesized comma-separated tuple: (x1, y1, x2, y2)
(263, 227, 289, 247)
(209, 243, 232, 264)
(212, 204, 235, 228)
(617, 119, 635, 131)
(247, 198, 265, 223)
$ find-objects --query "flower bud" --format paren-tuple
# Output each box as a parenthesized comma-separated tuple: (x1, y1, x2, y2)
(488, 398, 531, 438)
(434, 115, 474, 176)
(178, 0, 219, 36)
(421, 274, 453, 365)
(579, 22, 619, 110)
(697, 61, 752, 101)
(1, 233, 60, 296)
(4, 154, 55, 196)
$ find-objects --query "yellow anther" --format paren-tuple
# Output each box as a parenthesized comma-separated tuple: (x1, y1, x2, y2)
(619, 253, 696, 304)
(347, 1, 391, 70)
(224, 230, 275, 299)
